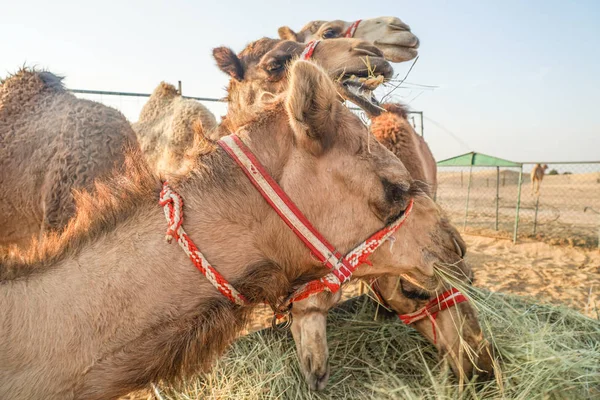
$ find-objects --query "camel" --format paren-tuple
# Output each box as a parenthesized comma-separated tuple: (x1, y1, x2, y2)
(531, 163, 548, 195)
(0, 68, 139, 249)
(371, 103, 437, 197)
(132, 82, 217, 175)
(278, 16, 420, 63)
(212, 39, 492, 390)
(0, 60, 466, 400)
(213, 37, 394, 130)
(291, 106, 488, 390)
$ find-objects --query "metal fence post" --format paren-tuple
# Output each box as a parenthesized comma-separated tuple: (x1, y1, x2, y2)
(532, 195, 540, 235)
(463, 154, 475, 230)
(513, 166, 523, 243)
(495, 166, 500, 231)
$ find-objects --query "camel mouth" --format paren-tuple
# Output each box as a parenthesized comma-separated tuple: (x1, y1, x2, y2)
(336, 61, 393, 116)
(339, 76, 384, 116)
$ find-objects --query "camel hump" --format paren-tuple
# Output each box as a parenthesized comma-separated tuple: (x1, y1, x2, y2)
(37, 71, 66, 91)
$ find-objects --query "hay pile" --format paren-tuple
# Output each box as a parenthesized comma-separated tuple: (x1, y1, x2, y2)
(151, 290, 599, 399)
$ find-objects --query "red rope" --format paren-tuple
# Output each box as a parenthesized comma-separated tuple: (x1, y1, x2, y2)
(372, 284, 468, 344)
(345, 20, 362, 38)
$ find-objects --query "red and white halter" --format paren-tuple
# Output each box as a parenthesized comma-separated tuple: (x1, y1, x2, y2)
(345, 20, 362, 38)
(300, 40, 320, 60)
(371, 282, 468, 344)
(159, 133, 413, 313)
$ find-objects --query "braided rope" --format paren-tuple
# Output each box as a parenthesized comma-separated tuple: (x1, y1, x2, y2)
(300, 40, 320, 60)
(281, 199, 415, 306)
(159, 183, 248, 306)
(344, 20, 362, 38)
(372, 283, 467, 345)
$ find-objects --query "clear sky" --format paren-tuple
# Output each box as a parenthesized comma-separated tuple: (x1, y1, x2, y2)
(2, 0, 599, 162)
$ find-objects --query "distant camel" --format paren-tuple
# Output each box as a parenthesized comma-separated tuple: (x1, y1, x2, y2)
(133, 82, 217, 175)
(0, 68, 139, 248)
(531, 163, 548, 195)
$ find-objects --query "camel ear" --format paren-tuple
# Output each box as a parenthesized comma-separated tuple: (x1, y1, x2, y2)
(285, 60, 339, 153)
(278, 26, 300, 42)
(213, 47, 244, 81)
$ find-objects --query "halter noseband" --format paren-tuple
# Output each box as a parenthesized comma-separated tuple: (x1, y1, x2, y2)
(160, 133, 413, 314)
(371, 282, 468, 344)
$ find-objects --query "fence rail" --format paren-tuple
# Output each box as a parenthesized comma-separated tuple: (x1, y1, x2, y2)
(68, 88, 425, 136)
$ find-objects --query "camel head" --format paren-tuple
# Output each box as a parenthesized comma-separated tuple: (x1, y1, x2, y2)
(213, 37, 393, 127)
(278, 17, 420, 63)
(241, 60, 464, 281)
(373, 229, 495, 382)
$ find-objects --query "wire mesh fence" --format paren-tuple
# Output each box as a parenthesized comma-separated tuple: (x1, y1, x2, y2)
(518, 163, 600, 248)
(436, 165, 523, 240)
(437, 163, 600, 248)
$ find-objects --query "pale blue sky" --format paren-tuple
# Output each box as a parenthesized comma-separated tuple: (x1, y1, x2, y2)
(2, 0, 599, 162)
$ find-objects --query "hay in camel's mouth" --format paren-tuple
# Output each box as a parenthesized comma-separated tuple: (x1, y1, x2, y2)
(339, 72, 388, 116)
(336, 58, 393, 116)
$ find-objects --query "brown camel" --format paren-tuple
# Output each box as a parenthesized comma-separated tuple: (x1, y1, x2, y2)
(278, 16, 420, 63)
(371, 103, 437, 197)
(0, 69, 139, 249)
(531, 163, 548, 195)
(292, 105, 487, 391)
(213, 37, 393, 130)
(0, 61, 465, 400)
(212, 39, 492, 390)
(132, 82, 217, 175)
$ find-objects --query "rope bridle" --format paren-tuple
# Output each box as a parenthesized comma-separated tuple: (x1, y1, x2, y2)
(300, 40, 320, 60)
(371, 281, 468, 344)
(160, 133, 413, 320)
(344, 20, 362, 38)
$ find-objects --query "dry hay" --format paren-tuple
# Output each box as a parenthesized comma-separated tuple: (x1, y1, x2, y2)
(139, 290, 600, 400)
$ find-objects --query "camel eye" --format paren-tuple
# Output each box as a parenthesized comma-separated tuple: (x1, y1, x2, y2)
(322, 29, 337, 39)
(400, 280, 430, 301)
(266, 62, 283, 73)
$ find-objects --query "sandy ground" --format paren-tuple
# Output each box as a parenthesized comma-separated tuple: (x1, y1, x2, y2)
(244, 234, 600, 334)
(465, 234, 599, 318)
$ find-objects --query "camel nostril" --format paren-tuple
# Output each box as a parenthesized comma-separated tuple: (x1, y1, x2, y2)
(305, 355, 312, 372)
(354, 45, 384, 58)
(389, 22, 411, 32)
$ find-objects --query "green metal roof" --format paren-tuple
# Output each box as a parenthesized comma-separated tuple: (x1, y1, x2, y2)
(437, 152, 522, 167)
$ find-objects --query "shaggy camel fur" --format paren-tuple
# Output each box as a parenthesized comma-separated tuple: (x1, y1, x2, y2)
(0, 61, 465, 400)
(371, 103, 437, 197)
(0, 69, 139, 249)
(278, 16, 420, 63)
(213, 39, 492, 390)
(213, 37, 393, 127)
(531, 163, 548, 195)
(133, 82, 217, 175)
